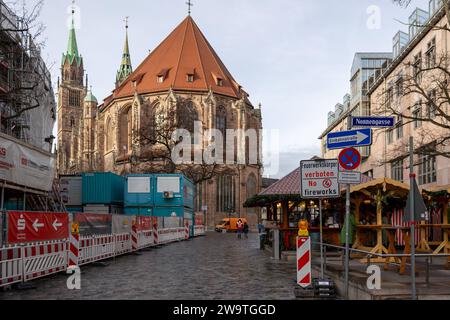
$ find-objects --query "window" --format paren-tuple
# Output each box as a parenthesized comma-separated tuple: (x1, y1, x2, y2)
(246, 174, 257, 214)
(69, 117, 75, 128)
(105, 118, 113, 152)
(391, 159, 404, 182)
(119, 107, 132, 155)
(395, 116, 403, 140)
(412, 102, 422, 129)
(426, 38, 436, 68)
(418, 153, 437, 185)
(68, 89, 81, 107)
(186, 74, 194, 83)
(216, 175, 236, 213)
(387, 129, 394, 144)
(386, 87, 394, 107)
(395, 76, 404, 97)
(413, 52, 422, 82)
(157, 75, 164, 83)
(217, 78, 223, 87)
(427, 90, 437, 119)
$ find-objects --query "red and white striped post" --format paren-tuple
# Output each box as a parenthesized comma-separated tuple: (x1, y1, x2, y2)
(131, 222, 138, 252)
(68, 222, 80, 269)
(297, 236, 312, 288)
(153, 222, 159, 245)
(185, 221, 190, 240)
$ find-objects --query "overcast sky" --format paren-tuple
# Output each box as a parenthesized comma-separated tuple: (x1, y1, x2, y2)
(36, 0, 429, 178)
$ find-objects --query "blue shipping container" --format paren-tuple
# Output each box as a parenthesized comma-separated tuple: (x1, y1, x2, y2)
(153, 174, 194, 209)
(124, 175, 153, 207)
(82, 172, 125, 205)
(124, 207, 153, 216)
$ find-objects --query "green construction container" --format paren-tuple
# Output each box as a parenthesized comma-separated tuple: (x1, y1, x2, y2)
(82, 172, 125, 205)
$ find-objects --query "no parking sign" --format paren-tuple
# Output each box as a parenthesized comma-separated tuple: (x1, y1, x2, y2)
(338, 148, 361, 171)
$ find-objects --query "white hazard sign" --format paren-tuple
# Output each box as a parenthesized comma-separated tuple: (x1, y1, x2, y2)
(300, 160, 340, 198)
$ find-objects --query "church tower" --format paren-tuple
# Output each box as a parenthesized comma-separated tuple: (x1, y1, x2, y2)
(116, 19, 133, 87)
(57, 6, 86, 175)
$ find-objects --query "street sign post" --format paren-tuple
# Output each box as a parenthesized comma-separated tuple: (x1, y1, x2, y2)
(338, 148, 361, 171)
(300, 159, 340, 199)
(300, 159, 340, 281)
(352, 116, 395, 128)
(327, 129, 372, 150)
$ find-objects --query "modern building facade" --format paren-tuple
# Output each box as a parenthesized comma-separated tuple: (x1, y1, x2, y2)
(319, 52, 392, 165)
(320, 0, 450, 191)
(57, 13, 263, 229)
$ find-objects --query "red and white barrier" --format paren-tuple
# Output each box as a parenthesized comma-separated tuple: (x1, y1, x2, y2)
(137, 230, 154, 249)
(22, 240, 67, 282)
(0, 246, 23, 287)
(79, 235, 115, 266)
(115, 233, 132, 256)
(68, 233, 79, 268)
(297, 237, 312, 288)
(131, 224, 138, 252)
(194, 225, 206, 237)
(185, 222, 190, 240)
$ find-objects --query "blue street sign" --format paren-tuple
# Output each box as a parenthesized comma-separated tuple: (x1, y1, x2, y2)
(327, 129, 372, 150)
(352, 116, 395, 128)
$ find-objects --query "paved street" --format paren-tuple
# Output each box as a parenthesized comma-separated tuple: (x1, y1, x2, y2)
(0, 233, 297, 300)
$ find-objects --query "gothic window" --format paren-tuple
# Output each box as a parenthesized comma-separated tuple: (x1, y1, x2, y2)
(68, 89, 81, 107)
(216, 175, 236, 213)
(69, 117, 75, 128)
(246, 174, 257, 214)
(216, 106, 227, 135)
(178, 100, 198, 139)
(105, 118, 113, 152)
(119, 106, 132, 155)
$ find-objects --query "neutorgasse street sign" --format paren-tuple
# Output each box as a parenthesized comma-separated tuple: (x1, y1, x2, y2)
(327, 129, 372, 150)
(352, 116, 395, 128)
(301, 160, 340, 199)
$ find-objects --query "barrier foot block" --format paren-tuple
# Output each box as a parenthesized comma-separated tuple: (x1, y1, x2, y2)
(132, 252, 142, 256)
(16, 282, 37, 291)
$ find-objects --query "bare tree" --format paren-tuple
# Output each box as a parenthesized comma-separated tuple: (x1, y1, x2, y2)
(134, 98, 236, 184)
(373, 1, 450, 163)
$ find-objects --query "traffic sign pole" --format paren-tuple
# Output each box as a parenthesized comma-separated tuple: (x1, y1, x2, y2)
(319, 199, 324, 280)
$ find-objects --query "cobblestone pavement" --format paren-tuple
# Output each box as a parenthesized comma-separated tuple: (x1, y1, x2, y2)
(0, 233, 297, 300)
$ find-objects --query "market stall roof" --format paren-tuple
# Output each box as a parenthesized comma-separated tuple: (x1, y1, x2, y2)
(424, 184, 450, 194)
(350, 177, 410, 197)
(259, 168, 300, 196)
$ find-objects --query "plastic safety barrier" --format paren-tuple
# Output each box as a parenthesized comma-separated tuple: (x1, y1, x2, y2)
(79, 235, 115, 266)
(0, 226, 203, 288)
(22, 240, 67, 282)
(115, 233, 132, 256)
(137, 230, 154, 250)
(0, 246, 22, 287)
(194, 226, 206, 237)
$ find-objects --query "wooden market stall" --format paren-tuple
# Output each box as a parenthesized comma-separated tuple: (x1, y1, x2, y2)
(349, 178, 410, 263)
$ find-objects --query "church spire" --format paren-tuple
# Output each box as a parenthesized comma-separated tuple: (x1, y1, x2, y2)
(116, 17, 133, 86)
(62, 1, 82, 66)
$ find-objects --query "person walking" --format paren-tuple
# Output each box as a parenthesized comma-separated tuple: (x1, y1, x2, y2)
(237, 219, 244, 239)
(243, 222, 249, 239)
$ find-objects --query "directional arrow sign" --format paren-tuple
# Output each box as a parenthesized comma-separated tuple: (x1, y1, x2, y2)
(53, 219, 63, 231)
(327, 129, 372, 150)
(33, 219, 44, 232)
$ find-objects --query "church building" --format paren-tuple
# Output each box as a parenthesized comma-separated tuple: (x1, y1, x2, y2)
(57, 10, 263, 229)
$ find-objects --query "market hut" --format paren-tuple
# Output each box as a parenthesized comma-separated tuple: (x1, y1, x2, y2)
(348, 178, 410, 262)
(245, 168, 344, 252)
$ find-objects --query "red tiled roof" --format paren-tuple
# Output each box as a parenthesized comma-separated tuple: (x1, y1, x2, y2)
(111, 16, 247, 102)
(260, 167, 374, 196)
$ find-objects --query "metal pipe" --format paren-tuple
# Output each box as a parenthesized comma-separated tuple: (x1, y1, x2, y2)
(319, 199, 324, 279)
(344, 185, 351, 299)
(409, 136, 417, 300)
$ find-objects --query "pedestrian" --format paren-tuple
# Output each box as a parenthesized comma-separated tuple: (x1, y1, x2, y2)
(243, 222, 249, 239)
(237, 219, 244, 239)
